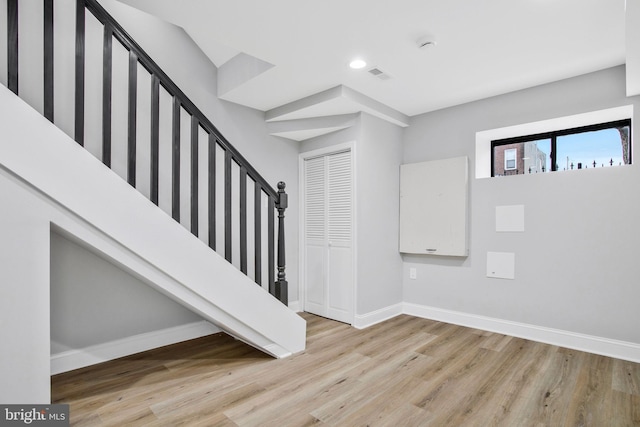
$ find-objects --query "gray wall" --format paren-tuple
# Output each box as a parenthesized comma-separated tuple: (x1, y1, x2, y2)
(50, 232, 204, 354)
(403, 65, 640, 343)
(300, 124, 359, 154)
(356, 114, 404, 314)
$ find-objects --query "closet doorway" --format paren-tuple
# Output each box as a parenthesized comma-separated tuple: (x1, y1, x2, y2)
(300, 144, 354, 324)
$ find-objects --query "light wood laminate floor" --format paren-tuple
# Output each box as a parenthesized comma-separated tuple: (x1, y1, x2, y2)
(52, 313, 640, 426)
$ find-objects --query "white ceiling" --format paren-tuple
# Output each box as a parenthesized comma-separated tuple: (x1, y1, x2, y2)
(116, 0, 626, 119)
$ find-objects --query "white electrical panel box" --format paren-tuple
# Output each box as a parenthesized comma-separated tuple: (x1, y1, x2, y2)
(399, 156, 469, 256)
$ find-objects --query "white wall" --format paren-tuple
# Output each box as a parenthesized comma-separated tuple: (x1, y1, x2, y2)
(627, 0, 640, 97)
(403, 66, 640, 345)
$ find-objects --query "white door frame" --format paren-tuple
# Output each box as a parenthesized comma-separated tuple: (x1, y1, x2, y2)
(298, 142, 357, 325)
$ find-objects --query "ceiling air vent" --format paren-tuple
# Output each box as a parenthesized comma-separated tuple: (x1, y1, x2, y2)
(368, 67, 392, 81)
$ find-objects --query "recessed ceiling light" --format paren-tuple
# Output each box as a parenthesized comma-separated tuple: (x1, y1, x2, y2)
(349, 59, 367, 69)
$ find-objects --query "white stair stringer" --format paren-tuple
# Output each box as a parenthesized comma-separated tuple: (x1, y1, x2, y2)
(0, 85, 305, 364)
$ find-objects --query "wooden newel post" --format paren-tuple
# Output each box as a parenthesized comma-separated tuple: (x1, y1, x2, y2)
(274, 181, 288, 305)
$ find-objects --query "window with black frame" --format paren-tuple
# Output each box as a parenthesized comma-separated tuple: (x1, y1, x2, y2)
(491, 119, 631, 177)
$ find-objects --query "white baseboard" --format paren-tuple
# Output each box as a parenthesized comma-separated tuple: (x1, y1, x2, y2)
(353, 303, 403, 329)
(288, 300, 302, 312)
(51, 320, 220, 375)
(403, 303, 640, 363)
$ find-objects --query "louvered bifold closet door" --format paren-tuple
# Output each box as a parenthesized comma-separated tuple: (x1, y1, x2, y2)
(303, 156, 326, 316)
(303, 150, 353, 323)
(325, 151, 353, 322)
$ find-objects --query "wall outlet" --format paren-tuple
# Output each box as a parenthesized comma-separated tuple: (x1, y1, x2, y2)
(409, 268, 417, 279)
